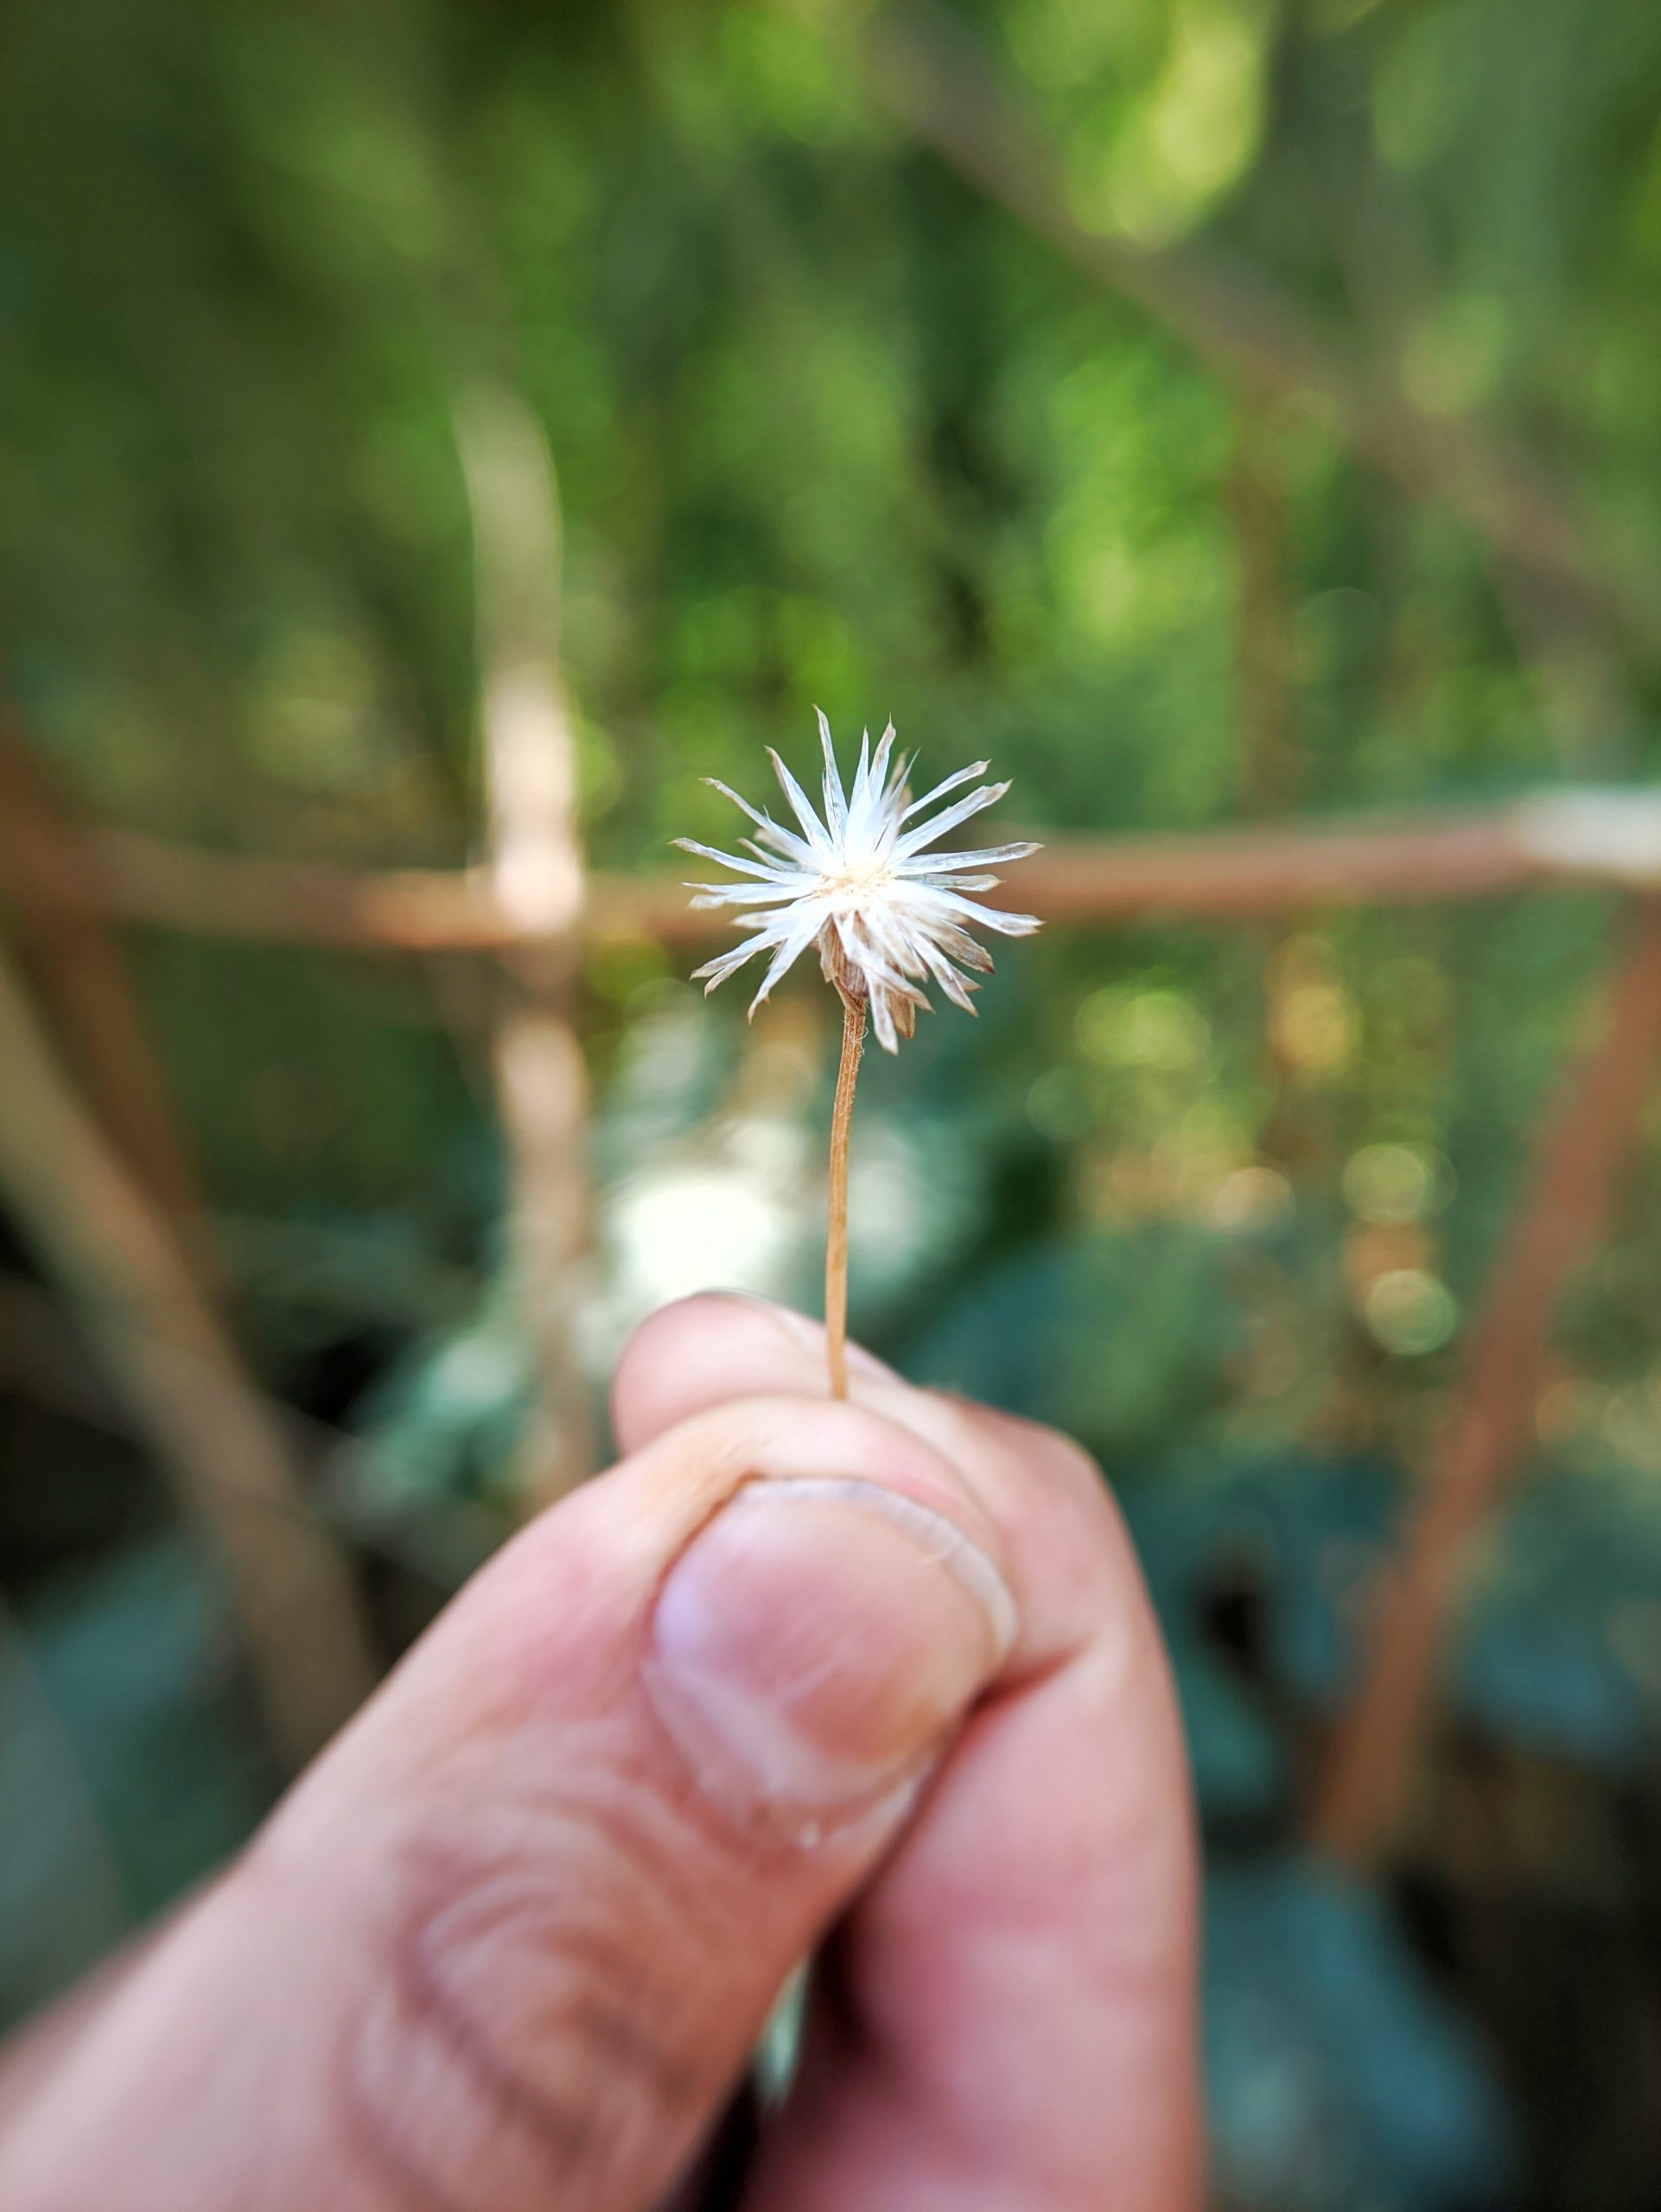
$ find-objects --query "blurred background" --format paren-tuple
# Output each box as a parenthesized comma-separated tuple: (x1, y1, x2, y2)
(6, 0, 1661, 2203)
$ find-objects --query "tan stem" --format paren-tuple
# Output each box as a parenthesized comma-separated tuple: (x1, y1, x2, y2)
(824, 991, 866, 1399)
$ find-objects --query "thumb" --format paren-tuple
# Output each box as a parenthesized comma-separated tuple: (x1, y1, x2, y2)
(0, 1388, 1015, 2212)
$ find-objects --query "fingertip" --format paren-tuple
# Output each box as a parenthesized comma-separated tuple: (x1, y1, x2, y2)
(612, 1294, 786, 1450)
(611, 1294, 896, 1456)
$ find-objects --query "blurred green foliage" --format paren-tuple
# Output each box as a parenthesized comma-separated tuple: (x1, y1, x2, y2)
(7, 0, 1661, 2204)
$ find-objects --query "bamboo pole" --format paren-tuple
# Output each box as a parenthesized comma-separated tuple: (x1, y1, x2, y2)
(12, 789, 1660, 957)
(0, 938, 377, 1769)
(1310, 901, 1661, 1866)
(453, 382, 593, 1504)
(0, 719, 204, 1226)
(0, 1269, 502, 1596)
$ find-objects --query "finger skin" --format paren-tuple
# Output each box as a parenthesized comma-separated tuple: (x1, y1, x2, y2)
(0, 1385, 1013, 2212)
(614, 1296, 1205, 2212)
(0, 1296, 1200, 2212)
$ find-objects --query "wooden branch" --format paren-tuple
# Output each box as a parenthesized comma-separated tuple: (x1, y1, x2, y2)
(10, 789, 1655, 960)
(1310, 900, 1661, 1867)
(0, 719, 204, 1225)
(0, 937, 378, 1769)
(75, 830, 512, 949)
(455, 381, 594, 1504)
(0, 1269, 500, 1594)
(862, 3, 1654, 649)
(992, 811, 1539, 919)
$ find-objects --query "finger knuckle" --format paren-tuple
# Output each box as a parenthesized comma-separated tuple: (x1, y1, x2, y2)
(341, 1826, 717, 2212)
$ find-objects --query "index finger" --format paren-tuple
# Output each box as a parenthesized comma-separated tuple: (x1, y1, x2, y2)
(614, 1296, 1203, 2212)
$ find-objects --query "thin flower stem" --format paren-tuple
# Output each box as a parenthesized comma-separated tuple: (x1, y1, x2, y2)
(824, 989, 866, 1398)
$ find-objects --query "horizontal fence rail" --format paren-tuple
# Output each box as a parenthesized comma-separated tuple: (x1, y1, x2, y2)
(3, 789, 1661, 957)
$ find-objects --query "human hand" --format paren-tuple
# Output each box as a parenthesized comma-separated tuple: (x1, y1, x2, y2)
(0, 1294, 1200, 2211)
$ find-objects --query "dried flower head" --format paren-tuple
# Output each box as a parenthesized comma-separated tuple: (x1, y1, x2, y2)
(678, 710, 1041, 1051)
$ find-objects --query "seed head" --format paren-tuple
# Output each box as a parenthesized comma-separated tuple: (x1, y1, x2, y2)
(678, 711, 1041, 1052)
